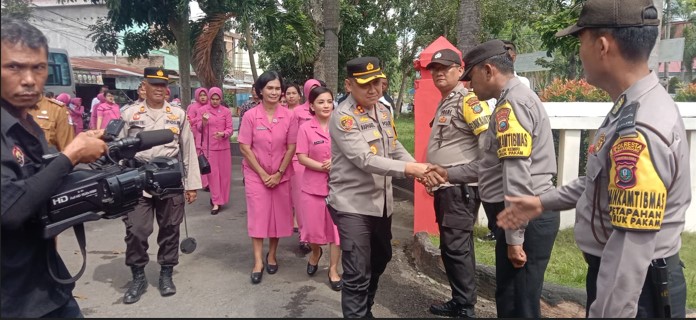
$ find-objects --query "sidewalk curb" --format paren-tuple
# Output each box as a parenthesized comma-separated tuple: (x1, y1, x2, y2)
(411, 231, 587, 317)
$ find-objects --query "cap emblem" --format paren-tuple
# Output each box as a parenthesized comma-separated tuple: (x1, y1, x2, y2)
(366, 63, 374, 71)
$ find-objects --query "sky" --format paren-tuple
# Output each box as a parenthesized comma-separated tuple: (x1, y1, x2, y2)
(189, 1, 205, 21)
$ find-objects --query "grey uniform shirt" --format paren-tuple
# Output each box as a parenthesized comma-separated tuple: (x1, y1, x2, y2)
(539, 72, 690, 318)
(119, 101, 202, 191)
(478, 77, 556, 245)
(427, 84, 491, 186)
(327, 94, 415, 217)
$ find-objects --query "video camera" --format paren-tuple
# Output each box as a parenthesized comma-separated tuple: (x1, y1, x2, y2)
(41, 120, 184, 239)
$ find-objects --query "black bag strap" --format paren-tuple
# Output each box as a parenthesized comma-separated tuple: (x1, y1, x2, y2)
(47, 223, 87, 284)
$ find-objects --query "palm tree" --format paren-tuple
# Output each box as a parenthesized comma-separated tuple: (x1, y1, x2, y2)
(456, 0, 481, 55)
(323, 0, 340, 92)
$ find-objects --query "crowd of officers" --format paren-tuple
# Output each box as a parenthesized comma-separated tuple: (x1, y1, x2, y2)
(1, 0, 691, 318)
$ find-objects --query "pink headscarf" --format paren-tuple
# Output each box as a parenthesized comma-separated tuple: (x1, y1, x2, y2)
(298, 79, 322, 110)
(190, 87, 209, 109)
(70, 97, 83, 108)
(68, 97, 84, 134)
(208, 87, 223, 107)
(96, 93, 106, 103)
(56, 93, 71, 106)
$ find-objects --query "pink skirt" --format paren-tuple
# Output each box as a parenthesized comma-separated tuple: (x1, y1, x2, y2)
(299, 191, 339, 245)
(206, 149, 231, 205)
(245, 179, 294, 239)
(291, 159, 305, 228)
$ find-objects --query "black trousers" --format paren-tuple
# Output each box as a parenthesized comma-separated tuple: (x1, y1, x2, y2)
(584, 252, 686, 318)
(328, 206, 393, 318)
(483, 201, 560, 318)
(433, 185, 480, 307)
(123, 194, 185, 268)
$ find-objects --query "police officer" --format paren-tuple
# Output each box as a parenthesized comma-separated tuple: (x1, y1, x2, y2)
(327, 57, 429, 318)
(119, 67, 202, 304)
(1, 17, 108, 318)
(498, 0, 689, 317)
(421, 48, 491, 318)
(28, 95, 74, 151)
(456, 39, 560, 318)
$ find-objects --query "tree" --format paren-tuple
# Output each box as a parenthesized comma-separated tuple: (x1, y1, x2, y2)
(1, 0, 33, 20)
(456, 0, 481, 54)
(86, 0, 193, 107)
(322, 0, 340, 93)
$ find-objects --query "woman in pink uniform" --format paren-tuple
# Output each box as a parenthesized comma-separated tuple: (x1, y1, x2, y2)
(88, 93, 105, 129)
(291, 79, 323, 253)
(187, 88, 210, 189)
(68, 97, 85, 135)
(199, 87, 233, 215)
(95, 91, 121, 130)
(296, 86, 342, 291)
(238, 71, 298, 285)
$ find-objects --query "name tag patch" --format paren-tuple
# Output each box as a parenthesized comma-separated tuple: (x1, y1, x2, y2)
(313, 140, 325, 145)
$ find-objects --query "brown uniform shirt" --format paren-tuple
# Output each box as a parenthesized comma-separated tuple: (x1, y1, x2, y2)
(539, 72, 690, 317)
(28, 97, 74, 151)
(327, 94, 415, 217)
(119, 101, 202, 191)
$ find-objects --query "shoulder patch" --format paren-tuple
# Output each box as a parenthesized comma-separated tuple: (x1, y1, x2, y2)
(494, 101, 531, 158)
(608, 132, 666, 231)
(462, 92, 491, 135)
(339, 115, 355, 131)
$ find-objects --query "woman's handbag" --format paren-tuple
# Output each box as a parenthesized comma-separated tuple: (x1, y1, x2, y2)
(198, 121, 211, 174)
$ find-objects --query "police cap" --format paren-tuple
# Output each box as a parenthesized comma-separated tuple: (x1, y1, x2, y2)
(144, 67, 169, 85)
(346, 57, 387, 85)
(459, 40, 508, 81)
(426, 49, 463, 69)
(555, 0, 660, 37)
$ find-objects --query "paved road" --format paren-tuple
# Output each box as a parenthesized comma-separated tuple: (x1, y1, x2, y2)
(57, 158, 496, 318)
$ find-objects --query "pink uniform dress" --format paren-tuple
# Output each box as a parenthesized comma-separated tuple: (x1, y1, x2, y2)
(296, 118, 339, 245)
(187, 88, 210, 188)
(198, 87, 233, 206)
(95, 101, 121, 130)
(238, 104, 298, 238)
(290, 79, 322, 230)
(89, 93, 105, 129)
(68, 97, 85, 135)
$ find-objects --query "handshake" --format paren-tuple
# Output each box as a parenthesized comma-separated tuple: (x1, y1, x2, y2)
(404, 163, 450, 189)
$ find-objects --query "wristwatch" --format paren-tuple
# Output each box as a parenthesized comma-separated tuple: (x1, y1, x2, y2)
(277, 168, 285, 175)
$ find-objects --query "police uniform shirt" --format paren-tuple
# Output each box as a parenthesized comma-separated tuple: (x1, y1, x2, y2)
(28, 97, 74, 152)
(327, 94, 415, 217)
(538, 71, 690, 317)
(478, 77, 557, 245)
(120, 101, 202, 191)
(426, 83, 491, 186)
(0, 104, 76, 318)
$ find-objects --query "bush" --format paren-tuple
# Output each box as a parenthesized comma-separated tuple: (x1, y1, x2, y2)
(668, 77, 682, 94)
(675, 83, 696, 102)
(539, 78, 611, 102)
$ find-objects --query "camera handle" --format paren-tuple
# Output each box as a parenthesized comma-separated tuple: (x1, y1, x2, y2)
(47, 223, 87, 284)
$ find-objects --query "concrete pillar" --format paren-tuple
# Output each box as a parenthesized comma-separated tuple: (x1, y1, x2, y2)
(557, 129, 582, 229)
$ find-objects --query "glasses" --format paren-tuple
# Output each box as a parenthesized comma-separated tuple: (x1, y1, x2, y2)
(427, 64, 458, 74)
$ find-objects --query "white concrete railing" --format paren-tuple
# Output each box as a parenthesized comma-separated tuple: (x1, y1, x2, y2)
(475, 102, 696, 231)
(549, 102, 696, 231)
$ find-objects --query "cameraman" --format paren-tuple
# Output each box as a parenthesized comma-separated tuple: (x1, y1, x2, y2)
(1, 18, 108, 318)
(119, 67, 201, 304)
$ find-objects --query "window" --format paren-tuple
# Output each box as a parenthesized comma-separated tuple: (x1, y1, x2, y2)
(46, 52, 71, 86)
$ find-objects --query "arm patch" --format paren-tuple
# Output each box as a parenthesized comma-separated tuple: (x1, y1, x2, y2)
(608, 132, 666, 231)
(462, 92, 491, 136)
(494, 101, 531, 159)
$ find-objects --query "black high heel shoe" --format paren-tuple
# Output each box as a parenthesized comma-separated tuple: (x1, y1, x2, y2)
(250, 267, 263, 284)
(265, 252, 278, 274)
(210, 205, 219, 215)
(328, 272, 343, 291)
(306, 247, 323, 276)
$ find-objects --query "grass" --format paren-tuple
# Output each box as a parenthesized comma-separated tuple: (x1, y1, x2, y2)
(430, 227, 696, 309)
(394, 114, 415, 154)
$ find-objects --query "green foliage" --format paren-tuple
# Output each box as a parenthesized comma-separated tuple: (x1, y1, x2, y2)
(669, 77, 683, 94)
(223, 91, 236, 108)
(1, 0, 32, 20)
(394, 113, 415, 154)
(539, 78, 611, 102)
(675, 83, 696, 101)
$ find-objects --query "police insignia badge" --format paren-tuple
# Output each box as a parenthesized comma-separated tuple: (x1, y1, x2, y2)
(360, 116, 370, 123)
(370, 144, 378, 154)
(438, 116, 447, 123)
(595, 133, 606, 151)
(169, 127, 180, 135)
(611, 138, 645, 189)
(340, 115, 354, 131)
(373, 130, 381, 138)
(381, 112, 388, 120)
(466, 96, 480, 107)
(356, 106, 365, 114)
(366, 63, 374, 71)
(472, 104, 483, 114)
(495, 108, 510, 132)
(166, 106, 172, 113)
(157, 70, 164, 77)
(133, 113, 140, 120)
(12, 145, 24, 166)
(167, 114, 180, 121)
(139, 106, 146, 113)
(611, 95, 625, 115)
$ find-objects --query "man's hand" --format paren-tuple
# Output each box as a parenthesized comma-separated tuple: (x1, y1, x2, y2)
(405, 162, 430, 179)
(507, 245, 527, 268)
(62, 130, 108, 165)
(185, 190, 197, 204)
(423, 164, 448, 188)
(497, 195, 544, 230)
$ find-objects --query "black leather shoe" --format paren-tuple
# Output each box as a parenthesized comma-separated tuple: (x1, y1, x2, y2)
(306, 247, 323, 276)
(210, 207, 219, 215)
(328, 272, 342, 291)
(265, 253, 278, 274)
(158, 266, 177, 296)
(429, 300, 476, 318)
(250, 270, 263, 284)
(123, 266, 147, 304)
